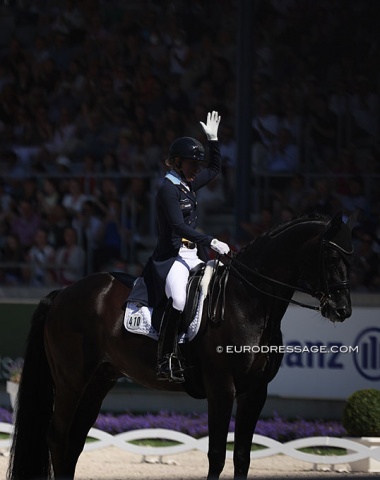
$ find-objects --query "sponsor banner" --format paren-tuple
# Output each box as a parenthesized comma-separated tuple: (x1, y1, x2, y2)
(268, 306, 380, 399)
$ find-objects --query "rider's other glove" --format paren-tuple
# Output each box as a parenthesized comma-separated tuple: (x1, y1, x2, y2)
(200, 111, 221, 141)
(210, 238, 230, 255)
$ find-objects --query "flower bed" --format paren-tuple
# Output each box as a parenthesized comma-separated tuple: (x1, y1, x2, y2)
(94, 411, 346, 441)
(0, 407, 346, 441)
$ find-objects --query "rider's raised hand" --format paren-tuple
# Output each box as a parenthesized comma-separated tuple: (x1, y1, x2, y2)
(200, 111, 221, 141)
(210, 238, 230, 255)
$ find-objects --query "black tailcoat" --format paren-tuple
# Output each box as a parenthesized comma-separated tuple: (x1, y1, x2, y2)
(129, 140, 221, 308)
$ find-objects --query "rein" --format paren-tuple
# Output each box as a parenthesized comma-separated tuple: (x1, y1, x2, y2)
(208, 216, 353, 318)
(222, 236, 351, 311)
(225, 253, 321, 311)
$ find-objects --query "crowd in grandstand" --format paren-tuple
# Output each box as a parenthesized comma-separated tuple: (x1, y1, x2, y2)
(0, 0, 379, 291)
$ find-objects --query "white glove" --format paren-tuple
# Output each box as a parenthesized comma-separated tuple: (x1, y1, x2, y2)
(200, 111, 221, 141)
(210, 238, 230, 255)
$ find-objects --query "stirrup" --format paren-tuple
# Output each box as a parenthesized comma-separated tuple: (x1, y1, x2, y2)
(156, 354, 185, 383)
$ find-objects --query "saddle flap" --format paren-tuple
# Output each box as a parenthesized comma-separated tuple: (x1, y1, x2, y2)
(181, 264, 206, 332)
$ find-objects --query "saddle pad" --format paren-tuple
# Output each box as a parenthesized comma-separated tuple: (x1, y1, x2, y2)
(124, 260, 216, 343)
(124, 292, 205, 343)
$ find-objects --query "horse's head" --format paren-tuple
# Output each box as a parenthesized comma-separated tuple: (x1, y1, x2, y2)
(304, 213, 354, 322)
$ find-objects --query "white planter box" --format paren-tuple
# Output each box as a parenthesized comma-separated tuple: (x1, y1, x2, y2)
(346, 437, 380, 473)
(6, 381, 19, 410)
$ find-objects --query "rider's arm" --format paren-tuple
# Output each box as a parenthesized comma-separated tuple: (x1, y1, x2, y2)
(190, 140, 221, 191)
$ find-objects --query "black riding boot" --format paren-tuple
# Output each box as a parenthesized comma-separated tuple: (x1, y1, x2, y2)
(156, 305, 185, 383)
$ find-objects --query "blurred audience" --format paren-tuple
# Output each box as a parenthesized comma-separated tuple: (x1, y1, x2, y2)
(0, 0, 379, 291)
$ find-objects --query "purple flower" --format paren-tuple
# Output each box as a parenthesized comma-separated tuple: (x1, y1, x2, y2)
(93, 410, 347, 440)
(0, 405, 347, 441)
(0, 407, 13, 423)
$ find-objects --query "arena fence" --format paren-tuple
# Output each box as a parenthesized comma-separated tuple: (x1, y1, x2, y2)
(1, 423, 380, 470)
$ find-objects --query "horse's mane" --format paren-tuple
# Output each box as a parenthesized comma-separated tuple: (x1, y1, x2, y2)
(236, 214, 329, 259)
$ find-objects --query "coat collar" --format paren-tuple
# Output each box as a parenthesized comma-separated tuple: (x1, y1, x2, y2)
(166, 170, 190, 190)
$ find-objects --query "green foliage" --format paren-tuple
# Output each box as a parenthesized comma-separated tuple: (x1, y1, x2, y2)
(342, 389, 380, 437)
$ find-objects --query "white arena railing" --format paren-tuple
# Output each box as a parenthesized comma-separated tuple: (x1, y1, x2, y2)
(1, 423, 380, 467)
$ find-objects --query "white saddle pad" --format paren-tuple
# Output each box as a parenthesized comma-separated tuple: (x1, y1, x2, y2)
(124, 261, 216, 343)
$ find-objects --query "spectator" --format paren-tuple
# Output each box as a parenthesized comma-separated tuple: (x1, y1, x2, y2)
(11, 199, 42, 251)
(100, 152, 119, 176)
(138, 129, 162, 172)
(26, 228, 56, 286)
(56, 226, 85, 285)
(197, 174, 226, 229)
(45, 204, 70, 249)
(241, 207, 274, 239)
(0, 234, 26, 285)
(267, 127, 299, 173)
(94, 198, 130, 271)
(305, 177, 340, 217)
(279, 100, 303, 148)
(351, 231, 380, 292)
(45, 107, 80, 156)
(116, 129, 137, 174)
(79, 154, 97, 195)
(19, 178, 38, 206)
(95, 178, 120, 216)
(37, 178, 61, 217)
(72, 200, 103, 271)
(306, 94, 338, 171)
(338, 177, 369, 219)
(331, 146, 360, 196)
(219, 123, 237, 206)
(169, 30, 190, 77)
(349, 76, 379, 143)
(0, 181, 13, 215)
(252, 99, 280, 148)
(274, 174, 309, 217)
(61, 178, 89, 217)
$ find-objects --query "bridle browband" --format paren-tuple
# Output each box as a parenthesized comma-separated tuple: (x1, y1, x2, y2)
(222, 238, 352, 312)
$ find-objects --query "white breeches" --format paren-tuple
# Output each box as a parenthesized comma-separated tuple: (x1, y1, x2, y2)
(165, 247, 203, 311)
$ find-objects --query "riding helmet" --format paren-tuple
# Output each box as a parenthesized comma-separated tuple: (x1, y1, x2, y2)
(168, 137, 205, 163)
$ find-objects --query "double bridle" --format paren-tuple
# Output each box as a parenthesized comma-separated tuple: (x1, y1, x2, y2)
(223, 237, 353, 312)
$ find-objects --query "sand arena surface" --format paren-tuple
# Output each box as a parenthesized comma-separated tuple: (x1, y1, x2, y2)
(1, 447, 379, 479)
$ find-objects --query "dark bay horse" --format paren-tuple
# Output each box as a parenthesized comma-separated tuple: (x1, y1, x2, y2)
(8, 214, 353, 480)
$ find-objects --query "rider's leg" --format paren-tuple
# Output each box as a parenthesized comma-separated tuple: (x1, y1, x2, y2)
(165, 257, 189, 312)
(156, 259, 189, 382)
(156, 302, 184, 382)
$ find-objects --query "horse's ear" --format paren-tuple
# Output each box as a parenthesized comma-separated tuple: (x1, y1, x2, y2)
(346, 209, 359, 232)
(323, 212, 342, 239)
(331, 211, 343, 228)
(323, 211, 354, 255)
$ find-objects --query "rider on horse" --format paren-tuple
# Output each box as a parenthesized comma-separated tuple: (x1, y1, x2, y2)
(129, 111, 230, 382)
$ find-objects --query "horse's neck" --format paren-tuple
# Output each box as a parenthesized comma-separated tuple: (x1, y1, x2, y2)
(238, 222, 322, 279)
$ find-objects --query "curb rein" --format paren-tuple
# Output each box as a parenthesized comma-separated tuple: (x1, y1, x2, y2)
(209, 238, 352, 317)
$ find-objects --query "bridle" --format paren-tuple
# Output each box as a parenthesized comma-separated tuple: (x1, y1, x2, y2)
(313, 237, 353, 307)
(222, 237, 353, 312)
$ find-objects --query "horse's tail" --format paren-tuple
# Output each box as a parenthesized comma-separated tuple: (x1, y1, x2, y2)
(7, 289, 62, 480)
